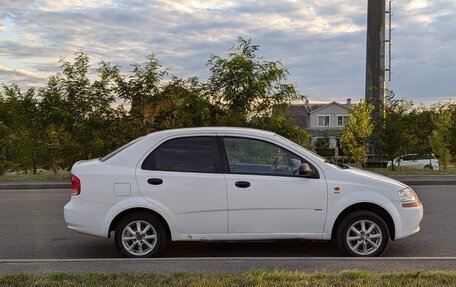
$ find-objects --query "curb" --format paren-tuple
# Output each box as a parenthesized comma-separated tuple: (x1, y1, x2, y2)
(390, 176, 456, 186)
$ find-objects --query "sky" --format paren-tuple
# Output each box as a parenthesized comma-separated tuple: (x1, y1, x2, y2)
(0, 0, 455, 104)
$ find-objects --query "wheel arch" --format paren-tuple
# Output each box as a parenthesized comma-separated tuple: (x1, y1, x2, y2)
(331, 202, 396, 240)
(108, 208, 172, 240)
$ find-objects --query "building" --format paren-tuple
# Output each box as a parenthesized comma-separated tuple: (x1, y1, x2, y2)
(286, 99, 354, 156)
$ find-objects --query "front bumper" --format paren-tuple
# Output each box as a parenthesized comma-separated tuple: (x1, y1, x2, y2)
(387, 200, 424, 240)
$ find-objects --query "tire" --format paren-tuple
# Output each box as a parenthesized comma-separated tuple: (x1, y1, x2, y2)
(336, 211, 389, 257)
(115, 212, 166, 258)
(424, 165, 433, 170)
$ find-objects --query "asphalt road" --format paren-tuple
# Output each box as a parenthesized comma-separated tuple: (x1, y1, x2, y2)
(0, 185, 455, 273)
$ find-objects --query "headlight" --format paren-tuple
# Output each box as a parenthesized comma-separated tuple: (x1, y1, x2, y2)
(398, 188, 418, 202)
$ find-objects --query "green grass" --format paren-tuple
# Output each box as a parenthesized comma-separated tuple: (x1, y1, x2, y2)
(1, 270, 456, 287)
(0, 170, 70, 181)
(366, 166, 456, 176)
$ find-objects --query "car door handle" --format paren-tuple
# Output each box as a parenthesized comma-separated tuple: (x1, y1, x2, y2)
(147, 178, 163, 185)
(235, 181, 250, 188)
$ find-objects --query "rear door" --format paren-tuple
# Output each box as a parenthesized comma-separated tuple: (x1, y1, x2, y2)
(136, 136, 227, 235)
(221, 136, 327, 234)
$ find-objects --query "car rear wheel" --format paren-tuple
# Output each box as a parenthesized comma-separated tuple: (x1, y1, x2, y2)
(115, 212, 166, 257)
(336, 211, 389, 257)
(424, 165, 433, 170)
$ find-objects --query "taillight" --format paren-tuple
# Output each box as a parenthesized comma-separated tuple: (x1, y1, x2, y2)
(71, 174, 81, 195)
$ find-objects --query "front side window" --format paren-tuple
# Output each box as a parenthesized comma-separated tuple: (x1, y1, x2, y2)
(142, 137, 219, 173)
(317, 115, 330, 127)
(223, 137, 303, 176)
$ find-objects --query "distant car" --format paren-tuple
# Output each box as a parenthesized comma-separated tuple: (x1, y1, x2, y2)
(387, 154, 439, 170)
(64, 127, 423, 257)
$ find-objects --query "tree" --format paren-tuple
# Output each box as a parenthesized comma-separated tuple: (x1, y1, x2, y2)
(429, 105, 453, 170)
(341, 100, 374, 166)
(370, 91, 416, 169)
(0, 95, 11, 174)
(0, 39, 312, 173)
(406, 105, 436, 158)
(206, 37, 310, 146)
(150, 76, 213, 129)
(447, 103, 456, 160)
(114, 54, 167, 136)
(0, 85, 46, 173)
(56, 51, 132, 163)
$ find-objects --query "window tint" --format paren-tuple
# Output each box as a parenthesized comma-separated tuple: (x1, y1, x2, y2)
(142, 137, 219, 173)
(401, 155, 414, 161)
(223, 137, 304, 176)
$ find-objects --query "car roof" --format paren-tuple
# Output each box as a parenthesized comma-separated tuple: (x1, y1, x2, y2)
(145, 126, 277, 138)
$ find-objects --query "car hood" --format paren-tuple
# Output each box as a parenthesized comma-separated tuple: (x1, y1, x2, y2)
(343, 167, 408, 189)
(322, 164, 408, 195)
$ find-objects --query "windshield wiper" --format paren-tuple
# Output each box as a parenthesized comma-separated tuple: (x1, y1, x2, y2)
(325, 159, 350, 169)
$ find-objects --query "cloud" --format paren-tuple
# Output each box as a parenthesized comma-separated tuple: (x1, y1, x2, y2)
(0, 63, 46, 86)
(0, 64, 42, 78)
(0, 0, 454, 103)
(36, 0, 114, 12)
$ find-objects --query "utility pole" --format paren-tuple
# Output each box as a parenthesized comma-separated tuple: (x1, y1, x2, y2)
(365, 0, 386, 120)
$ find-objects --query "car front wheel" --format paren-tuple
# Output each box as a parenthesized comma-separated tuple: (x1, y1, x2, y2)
(336, 211, 389, 257)
(115, 212, 166, 257)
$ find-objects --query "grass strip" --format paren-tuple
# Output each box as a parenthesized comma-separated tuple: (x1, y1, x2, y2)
(1, 270, 456, 287)
(0, 170, 70, 181)
(1, 166, 456, 181)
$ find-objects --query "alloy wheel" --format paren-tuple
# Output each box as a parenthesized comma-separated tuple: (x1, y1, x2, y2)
(121, 220, 158, 256)
(345, 219, 383, 256)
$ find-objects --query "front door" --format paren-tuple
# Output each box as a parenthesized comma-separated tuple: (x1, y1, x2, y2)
(136, 136, 227, 235)
(221, 137, 327, 234)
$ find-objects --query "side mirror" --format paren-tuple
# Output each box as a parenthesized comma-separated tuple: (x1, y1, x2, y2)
(298, 163, 313, 177)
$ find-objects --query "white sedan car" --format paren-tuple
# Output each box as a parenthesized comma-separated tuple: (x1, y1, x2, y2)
(387, 154, 439, 170)
(64, 127, 423, 257)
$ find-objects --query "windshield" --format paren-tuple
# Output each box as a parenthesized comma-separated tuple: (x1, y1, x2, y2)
(100, 136, 145, 162)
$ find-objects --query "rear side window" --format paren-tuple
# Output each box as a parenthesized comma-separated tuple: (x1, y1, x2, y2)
(141, 137, 220, 173)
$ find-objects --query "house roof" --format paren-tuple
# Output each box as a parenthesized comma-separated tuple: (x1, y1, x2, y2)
(309, 101, 352, 114)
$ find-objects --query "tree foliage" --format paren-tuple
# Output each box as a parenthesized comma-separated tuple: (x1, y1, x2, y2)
(205, 37, 310, 145)
(370, 91, 416, 169)
(429, 105, 453, 170)
(0, 39, 311, 174)
(340, 100, 374, 166)
(2, 38, 454, 175)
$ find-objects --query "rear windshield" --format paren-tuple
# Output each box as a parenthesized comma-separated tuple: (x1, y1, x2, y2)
(100, 136, 144, 162)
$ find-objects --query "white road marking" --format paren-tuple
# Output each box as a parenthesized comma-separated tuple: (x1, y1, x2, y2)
(1, 257, 456, 263)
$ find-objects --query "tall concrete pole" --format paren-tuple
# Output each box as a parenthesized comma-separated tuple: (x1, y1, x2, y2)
(365, 0, 386, 119)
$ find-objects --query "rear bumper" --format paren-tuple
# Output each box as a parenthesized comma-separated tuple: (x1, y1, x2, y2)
(64, 197, 114, 238)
